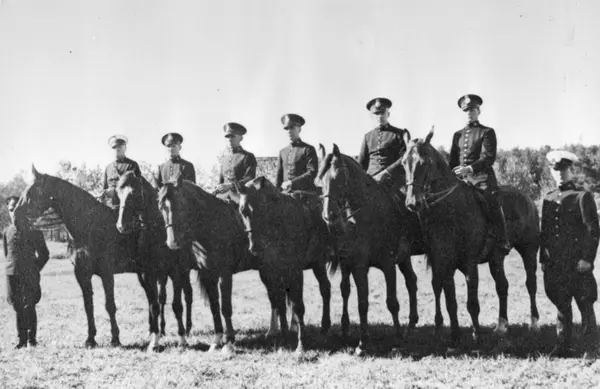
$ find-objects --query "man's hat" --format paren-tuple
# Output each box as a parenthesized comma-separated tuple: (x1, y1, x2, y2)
(546, 150, 578, 170)
(161, 132, 184, 146)
(5, 195, 19, 206)
(281, 114, 305, 129)
(223, 122, 247, 137)
(108, 134, 128, 148)
(366, 97, 392, 113)
(457, 94, 483, 111)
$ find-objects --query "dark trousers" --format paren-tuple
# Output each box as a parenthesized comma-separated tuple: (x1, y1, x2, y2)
(7, 273, 41, 343)
(544, 266, 598, 351)
(482, 188, 509, 244)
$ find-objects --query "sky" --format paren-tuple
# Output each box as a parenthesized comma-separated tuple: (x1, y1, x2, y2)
(1, 0, 599, 183)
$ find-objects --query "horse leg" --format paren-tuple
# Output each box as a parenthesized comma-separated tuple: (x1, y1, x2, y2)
(397, 256, 419, 336)
(260, 271, 280, 337)
(382, 263, 401, 340)
(200, 274, 224, 352)
(288, 271, 306, 353)
(137, 273, 153, 337)
(352, 266, 369, 356)
(312, 263, 331, 335)
(74, 267, 97, 348)
(464, 263, 481, 343)
(219, 273, 236, 354)
(100, 273, 121, 347)
(340, 264, 351, 338)
(432, 273, 444, 338)
(158, 274, 167, 336)
(171, 272, 186, 348)
(182, 270, 194, 336)
(488, 255, 509, 336)
(442, 274, 460, 348)
(515, 244, 540, 331)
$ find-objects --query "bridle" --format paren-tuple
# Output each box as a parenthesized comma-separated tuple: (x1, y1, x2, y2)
(320, 164, 363, 224)
(405, 156, 460, 209)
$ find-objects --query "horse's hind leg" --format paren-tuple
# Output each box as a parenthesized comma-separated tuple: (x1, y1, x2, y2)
(75, 267, 97, 348)
(312, 263, 331, 335)
(219, 273, 236, 354)
(182, 270, 194, 336)
(397, 254, 419, 335)
(100, 273, 121, 347)
(515, 243, 540, 331)
(340, 264, 351, 338)
(382, 262, 401, 340)
(488, 255, 509, 336)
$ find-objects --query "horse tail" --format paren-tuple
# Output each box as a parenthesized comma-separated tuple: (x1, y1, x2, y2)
(195, 272, 211, 307)
(328, 250, 340, 276)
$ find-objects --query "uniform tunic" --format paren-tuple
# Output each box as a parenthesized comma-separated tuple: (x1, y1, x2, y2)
(276, 139, 318, 192)
(541, 182, 599, 304)
(219, 147, 257, 186)
(3, 225, 49, 306)
(358, 124, 410, 183)
(449, 121, 498, 190)
(155, 156, 196, 188)
(103, 157, 141, 190)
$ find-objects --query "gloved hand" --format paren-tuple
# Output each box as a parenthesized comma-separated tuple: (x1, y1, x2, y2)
(577, 259, 593, 273)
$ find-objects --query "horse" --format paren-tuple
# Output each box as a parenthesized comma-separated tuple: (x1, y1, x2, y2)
(401, 129, 540, 347)
(316, 144, 422, 356)
(13, 166, 164, 351)
(233, 177, 332, 352)
(114, 171, 194, 343)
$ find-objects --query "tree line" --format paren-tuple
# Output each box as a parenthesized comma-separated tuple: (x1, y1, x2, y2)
(1, 144, 599, 233)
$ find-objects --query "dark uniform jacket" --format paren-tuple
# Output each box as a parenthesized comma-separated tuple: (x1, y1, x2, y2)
(449, 121, 498, 190)
(219, 147, 257, 186)
(155, 156, 196, 187)
(358, 124, 410, 183)
(3, 225, 49, 276)
(103, 157, 141, 190)
(540, 182, 600, 270)
(276, 139, 318, 191)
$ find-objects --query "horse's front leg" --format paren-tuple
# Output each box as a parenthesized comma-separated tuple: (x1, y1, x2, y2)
(100, 273, 121, 347)
(312, 262, 331, 335)
(488, 255, 509, 336)
(74, 265, 97, 348)
(340, 264, 351, 338)
(219, 273, 235, 354)
(352, 265, 370, 356)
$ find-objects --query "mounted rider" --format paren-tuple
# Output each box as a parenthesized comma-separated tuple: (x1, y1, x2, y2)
(213, 122, 257, 203)
(101, 135, 142, 209)
(448, 94, 511, 255)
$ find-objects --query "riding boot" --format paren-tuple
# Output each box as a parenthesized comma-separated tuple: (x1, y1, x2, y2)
(552, 307, 573, 357)
(484, 190, 511, 255)
(27, 305, 38, 347)
(581, 303, 598, 360)
(14, 307, 27, 349)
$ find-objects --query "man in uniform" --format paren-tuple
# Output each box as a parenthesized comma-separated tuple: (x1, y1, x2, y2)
(540, 150, 599, 359)
(102, 135, 141, 209)
(276, 114, 318, 193)
(449, 94, 511, 255)
(214, 122, 257, 201)
(3, 196, 50, 349)
(358, 97, 410, 191)
(155, 132, 196, 188)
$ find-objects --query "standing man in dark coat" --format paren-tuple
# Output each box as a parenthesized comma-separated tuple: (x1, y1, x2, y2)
(449, 94, 511, 255)
(3, 196, 50, 349)
(540, 150, 599, 359)
(275, 114, 318, 193)
(358, 97, 410, 191)
(102, 134, 141, 209)
(214, 122, 257, 201)
(155, 132, 196, 188)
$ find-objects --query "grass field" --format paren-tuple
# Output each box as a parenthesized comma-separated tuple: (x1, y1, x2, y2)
(1, 241, 599, 388)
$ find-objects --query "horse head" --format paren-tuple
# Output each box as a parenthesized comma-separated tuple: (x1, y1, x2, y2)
(235, 176, 280, 256)
(13, 165, 56, 230)
(157, 174, 189, 250)
(115, 171, 146, 235)
(316, 143, 356, 234)
(402, 127, 450, 212)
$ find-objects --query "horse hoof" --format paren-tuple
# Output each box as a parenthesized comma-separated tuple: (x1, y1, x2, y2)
(208, 343, 219, 353)
(355, 346, 366, 357)
(530, 317, 540, 332)
(84, 340, 97, 349)
(110, 339, 121, 348)
(221, 343, 235, 355)
(493, 318, 509, 336)
(295, 345, 305, 354)
(266, 330, 279, 338)
(178, 336, 188, 348)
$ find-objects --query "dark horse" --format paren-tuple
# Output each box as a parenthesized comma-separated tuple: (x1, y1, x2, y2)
(13, 167, 166, 351)
(114, 171, 194, 345)
(316, 144, 421, 355)
(157, 175, 256, 353)
(402, 129, 540, 346)
(234, 177, 332, 352)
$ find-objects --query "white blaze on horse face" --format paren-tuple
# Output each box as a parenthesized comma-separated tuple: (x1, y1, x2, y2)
(116, 186, 132, 233)
(162, 199, 179, 250)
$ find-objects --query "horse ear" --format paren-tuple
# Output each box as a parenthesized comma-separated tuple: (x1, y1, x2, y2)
(318, 144, 327, 160)
(403, 131, 411, 146)
(425, 126, 435, 144)
(236, 180, 247, 195)
(332, 144, 341, 158)
(32, 164, 41, 180)
(258, 176, 268, 189)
